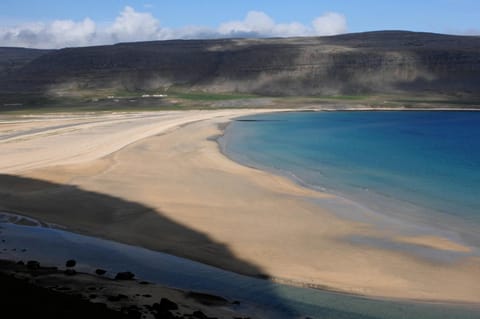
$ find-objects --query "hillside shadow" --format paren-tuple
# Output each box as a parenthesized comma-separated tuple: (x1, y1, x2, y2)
(0, 173, 296, 316)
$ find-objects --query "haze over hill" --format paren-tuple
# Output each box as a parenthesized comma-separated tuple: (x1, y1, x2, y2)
(1, 31, 480, 104)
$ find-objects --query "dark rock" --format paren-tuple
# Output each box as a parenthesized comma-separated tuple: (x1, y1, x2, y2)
(115, 271, 135, 280)
(107, 294, 129, 302)
(158, 298, 178, 311)
(192, 310, 211, 319)
(150, 298, 179, 319)
(142, 294, 152, 298)
(151, 310, 175, 319)
(26, 260, 40, 269)
(89, 294, 97, 299)
(121, 305, 142, 319)
(95, 268, 107, 275)
(150, 303, 161, 310)
(64, 269, 77, 276)
(21, 249, 27, 252)
(16, 260, 25, 266)
(186, 292, 228, 306)
(65, 259, 76, 268)
(256, 273, 269, 280)
(88, 287, 97, 291)
(139, 281, 150, 285)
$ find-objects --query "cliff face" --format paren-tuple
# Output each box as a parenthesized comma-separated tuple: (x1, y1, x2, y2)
(1, 31, 480, 97)
(0, 47, 52, 76)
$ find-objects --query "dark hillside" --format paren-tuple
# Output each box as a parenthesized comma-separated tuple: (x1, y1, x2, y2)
(1, 31, 479, 98)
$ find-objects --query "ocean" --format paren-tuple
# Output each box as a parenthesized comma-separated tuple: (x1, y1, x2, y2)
(222, 111, 480, 248)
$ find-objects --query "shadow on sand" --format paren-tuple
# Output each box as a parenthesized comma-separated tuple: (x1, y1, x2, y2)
(2, 175, 478, 319)
(0, 173, 298, 317)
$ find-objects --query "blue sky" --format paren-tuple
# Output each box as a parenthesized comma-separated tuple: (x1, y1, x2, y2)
(1, 0, 479, 48)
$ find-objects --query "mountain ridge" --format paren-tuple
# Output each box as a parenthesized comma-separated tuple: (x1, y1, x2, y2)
(1, 31, 480, 101)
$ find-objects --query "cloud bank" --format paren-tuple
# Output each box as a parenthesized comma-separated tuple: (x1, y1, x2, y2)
(0, 6, 347, 49)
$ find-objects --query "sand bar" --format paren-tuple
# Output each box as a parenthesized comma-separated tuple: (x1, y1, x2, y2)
(0, 110, 479, 303)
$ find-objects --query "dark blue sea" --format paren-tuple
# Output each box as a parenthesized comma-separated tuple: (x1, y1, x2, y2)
(222, 111, 480, 247)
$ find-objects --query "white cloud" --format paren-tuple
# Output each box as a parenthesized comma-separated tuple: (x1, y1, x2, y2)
(219, 11, 276, 35)
(50, 18, 96, 47)
(0, 7, 348, 49)
(109, 6, 160, 42)
(218, 11, 345, 37)
(312, 12, 347, 36)
(0, 18, 96, 48)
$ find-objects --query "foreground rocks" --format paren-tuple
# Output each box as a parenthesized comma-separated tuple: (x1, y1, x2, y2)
(66, 259, 77, 267)
(0, 259, 255, 319)
(115, 271, 135, 280)
(0, 267, 129, 319)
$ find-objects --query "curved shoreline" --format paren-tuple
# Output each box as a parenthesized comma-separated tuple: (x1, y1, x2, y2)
(2, 209, 478, 308)
(1, 110, 480, 304)
(3, 217, 480, 319)
(218, 113, 480, 253)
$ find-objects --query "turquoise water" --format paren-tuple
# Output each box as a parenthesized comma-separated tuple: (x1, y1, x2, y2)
(222, 111, 480, 247)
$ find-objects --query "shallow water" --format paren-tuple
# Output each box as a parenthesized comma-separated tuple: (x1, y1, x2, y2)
(1, 217, 479, 319)
(221, 111, 480, 249)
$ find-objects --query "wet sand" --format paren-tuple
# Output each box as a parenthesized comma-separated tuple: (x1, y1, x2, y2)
(1, 110, 479, 303)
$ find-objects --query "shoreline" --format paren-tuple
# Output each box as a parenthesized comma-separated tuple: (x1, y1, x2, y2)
(2, 215, 479, 316)
(1, 110, 480, 304)
(219, 112, 480, 252)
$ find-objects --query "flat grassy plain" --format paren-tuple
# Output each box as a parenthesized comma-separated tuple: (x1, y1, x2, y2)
(1, 90, 479, 114)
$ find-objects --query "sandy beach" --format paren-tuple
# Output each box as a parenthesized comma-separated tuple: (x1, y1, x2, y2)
(1, 110, 480, 304)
